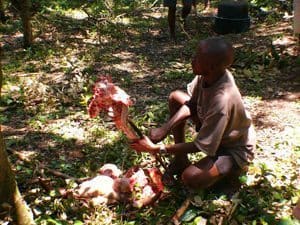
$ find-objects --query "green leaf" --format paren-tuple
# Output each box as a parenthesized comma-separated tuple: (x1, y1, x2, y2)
(272, 191, 282, 200)
(74, 220, 84, 225)
(278, 217, 298, 225)
(193, 216, 207, 225)
(124, 222, 136, 225)
(49, 190, 56, 197)
(239, 175, 248, 184)
(261, 214, 276, 224)
(181, 209, 198, 222)
(46, 217, 63, 225)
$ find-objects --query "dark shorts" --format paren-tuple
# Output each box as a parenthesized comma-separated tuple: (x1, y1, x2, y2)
(212, 155, 239, 175)
(207, 155, 244, 192)
(163, 0, 194, 7)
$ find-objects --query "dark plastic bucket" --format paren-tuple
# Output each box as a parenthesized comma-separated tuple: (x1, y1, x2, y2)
(214, 0, 250, 34)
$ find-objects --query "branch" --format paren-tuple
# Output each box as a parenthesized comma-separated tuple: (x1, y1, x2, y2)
(171, 197, 191, 225)
(127, 119, 168, 171)
(37, 163, 89, 183)
(178, 22, 192, 40)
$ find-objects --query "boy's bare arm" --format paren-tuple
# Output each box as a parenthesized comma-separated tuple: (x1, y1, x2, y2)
(149, 104, 191, 143)
(130, 136, 199, 155)
(161, 141, 199, 155)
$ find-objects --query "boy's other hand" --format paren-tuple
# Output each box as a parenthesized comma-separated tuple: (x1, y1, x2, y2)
(130, 135, 158, 154)
(149, 126, 168, 143)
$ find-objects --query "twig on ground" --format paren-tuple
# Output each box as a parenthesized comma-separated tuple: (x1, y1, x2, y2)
(171, 197, 191, 225)
(227, 194, 241, 221)
(37, 163, 89, 183)
(178, 23, 192, 40)
(38, 163, 74, 179)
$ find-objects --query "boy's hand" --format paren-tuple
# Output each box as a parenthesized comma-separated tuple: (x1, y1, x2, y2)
(130, 135, 158, 154)
(149, 125, 168, 143)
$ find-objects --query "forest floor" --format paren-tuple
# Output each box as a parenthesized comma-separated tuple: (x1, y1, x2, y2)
(1, 1, 300, 225)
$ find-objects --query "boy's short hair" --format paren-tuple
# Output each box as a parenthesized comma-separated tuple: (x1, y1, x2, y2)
(199, 37, 234, 67)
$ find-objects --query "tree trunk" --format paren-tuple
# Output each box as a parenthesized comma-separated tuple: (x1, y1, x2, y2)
(17, 0, 33, 47)
(0, 41, 35, 225)
(20, 0, 33, 47)
(0, 0, 6, 23)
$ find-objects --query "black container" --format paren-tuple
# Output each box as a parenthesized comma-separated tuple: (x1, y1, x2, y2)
(214, 0, 250, 34)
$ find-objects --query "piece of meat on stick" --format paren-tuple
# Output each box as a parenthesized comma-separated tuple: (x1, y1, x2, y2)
(88, 75, 167, 170)
(88, 75, 140, 140)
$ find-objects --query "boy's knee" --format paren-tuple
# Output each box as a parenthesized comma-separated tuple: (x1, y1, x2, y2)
(181, 166, 207, 189)
(168, 90, 191, 116)
(169, 90, 180, 100)
(169, 91, 182, 107)
(181, 163, 221, 190)
(168, 90, 190, 104)
(181, 167, 197, 188)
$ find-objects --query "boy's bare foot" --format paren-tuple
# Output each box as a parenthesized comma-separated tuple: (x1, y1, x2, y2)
(210, 170, 243, 197)
(162, 172, 177, 187)
(162, 159, 190, 187)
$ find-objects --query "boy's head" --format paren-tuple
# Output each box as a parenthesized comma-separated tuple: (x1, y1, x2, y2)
(192, 37, 234, 76)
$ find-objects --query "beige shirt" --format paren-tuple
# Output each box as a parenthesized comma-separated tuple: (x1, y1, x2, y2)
(187, 70, 256, 167)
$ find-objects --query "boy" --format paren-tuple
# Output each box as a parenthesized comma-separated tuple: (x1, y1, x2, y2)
(130, 37, 256, 192)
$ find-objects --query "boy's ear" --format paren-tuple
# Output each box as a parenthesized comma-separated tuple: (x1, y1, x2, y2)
(210, 63, 226, 74)
(210, 62, 219, 71)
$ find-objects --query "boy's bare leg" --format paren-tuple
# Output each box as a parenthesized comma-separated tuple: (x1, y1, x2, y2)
(168, 90, 190, 144)
(162, 91, 191, 185)
(181, 157, 220, 190)
(182, 156, 243, 195)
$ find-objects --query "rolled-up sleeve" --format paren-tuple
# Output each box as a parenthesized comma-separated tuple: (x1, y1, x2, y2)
(187, 76, 199, 96)
(186, 76, 200, 116)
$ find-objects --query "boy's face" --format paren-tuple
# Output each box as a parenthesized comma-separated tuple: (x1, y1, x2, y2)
(191, 45, 210, 76)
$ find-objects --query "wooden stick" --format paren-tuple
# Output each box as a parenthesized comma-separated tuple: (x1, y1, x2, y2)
(39, 163, 74, 179)
(38, 163, 88, 183)
(128, 118, 143, 138)
(171, 197, 191, 225)
(178, 22, 192, 40)
(127, 119, 168, 171)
